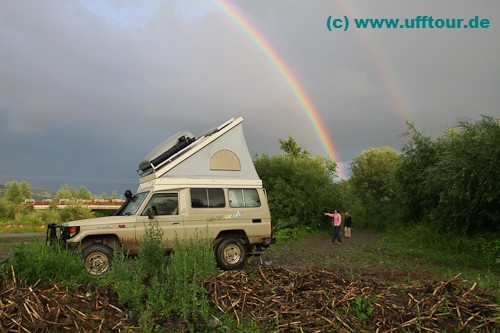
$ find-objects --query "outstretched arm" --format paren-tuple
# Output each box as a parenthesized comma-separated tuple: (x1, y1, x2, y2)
(324, 212, 334, 217)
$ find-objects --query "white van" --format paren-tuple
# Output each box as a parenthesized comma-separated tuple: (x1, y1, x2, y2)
(47, 117, 275, 275)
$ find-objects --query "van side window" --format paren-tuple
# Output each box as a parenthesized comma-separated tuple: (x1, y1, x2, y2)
(228, 189, 261, 208)
(142, 193, 179, 216)
(190, 188, 225, 208)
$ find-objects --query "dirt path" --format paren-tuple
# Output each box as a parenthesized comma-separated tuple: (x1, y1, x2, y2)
(254, 228, 432, 282)
(260, 228, 378, 268)
(1, 229, 429, 282)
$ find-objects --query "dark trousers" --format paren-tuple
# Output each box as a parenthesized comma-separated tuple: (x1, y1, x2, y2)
(332, 225, 342, 243)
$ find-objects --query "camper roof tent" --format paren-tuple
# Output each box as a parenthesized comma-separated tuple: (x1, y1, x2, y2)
(137, 131, 196, 176)
(138, 117, 260, 183)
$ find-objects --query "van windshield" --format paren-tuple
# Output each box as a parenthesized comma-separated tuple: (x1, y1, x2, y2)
(117, 191, 149, 216)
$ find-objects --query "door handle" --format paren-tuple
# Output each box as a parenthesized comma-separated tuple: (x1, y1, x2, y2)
(171, 222, 180, 225)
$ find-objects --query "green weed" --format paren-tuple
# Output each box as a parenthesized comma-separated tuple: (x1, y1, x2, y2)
(274, 226, 314, 243)
(378, 224, 500, 297)
(350, 295, 375, 322)
(106, 221, 218, 330)
(6, 240, 91, 284)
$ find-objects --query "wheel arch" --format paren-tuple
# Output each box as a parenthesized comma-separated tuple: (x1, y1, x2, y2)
(79, 234, 122, 253)
(214, 230, 249, 248)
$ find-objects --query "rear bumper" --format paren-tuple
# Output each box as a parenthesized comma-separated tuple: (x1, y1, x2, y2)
(261, 237, 276, 247)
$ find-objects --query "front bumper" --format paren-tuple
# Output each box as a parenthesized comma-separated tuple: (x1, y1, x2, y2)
(46, 223, 79, 250)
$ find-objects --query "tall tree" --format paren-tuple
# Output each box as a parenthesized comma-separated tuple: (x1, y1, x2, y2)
(78, 186, 93, 200)
(396, 123, 440, 222)
(254, 137, 338, 230)
(348, 147, 401, 229)
(397, 115, 499, 234)
(279, 136, 310, 159)
(2, 181, 32, 203)
(428, 116, 499, 233)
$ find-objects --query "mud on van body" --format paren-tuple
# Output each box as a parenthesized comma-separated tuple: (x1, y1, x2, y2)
(47, 117, 275, 275)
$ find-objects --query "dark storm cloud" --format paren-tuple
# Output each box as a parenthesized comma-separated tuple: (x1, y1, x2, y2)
(0, 0, 499, 193)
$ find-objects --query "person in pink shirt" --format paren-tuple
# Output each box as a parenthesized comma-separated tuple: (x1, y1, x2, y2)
(324, 209, 342, 244)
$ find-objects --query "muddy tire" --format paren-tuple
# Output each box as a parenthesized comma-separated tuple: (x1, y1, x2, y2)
(216, 238, 247, 270)
(82, 244, 113, 276)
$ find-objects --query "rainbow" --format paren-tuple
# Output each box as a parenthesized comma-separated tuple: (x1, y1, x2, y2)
(213, 0, 346, 179)
(332, 1, 412, 124)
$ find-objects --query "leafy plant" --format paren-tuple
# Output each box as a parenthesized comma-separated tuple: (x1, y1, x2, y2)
(7, 241, 91, 284)
(107, 222, 217, 329)
(254, 136, 339, 232)
(350, 295, 375, 321)
(273, 226, 311, 243)
(397, 115, 499, 234)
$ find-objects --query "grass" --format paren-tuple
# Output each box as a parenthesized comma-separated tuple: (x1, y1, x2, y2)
(2, 221, 498, 331)
(376, 223, 500, 298)
(3, 239, 92, 285)
(105, 221, 220, 331)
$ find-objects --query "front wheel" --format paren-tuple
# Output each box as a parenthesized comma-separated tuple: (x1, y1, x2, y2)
(215, 238, 247, 270)
(82, 244, 113, 276)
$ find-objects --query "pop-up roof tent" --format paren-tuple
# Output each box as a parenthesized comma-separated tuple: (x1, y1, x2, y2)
(138, 117, 260, 183)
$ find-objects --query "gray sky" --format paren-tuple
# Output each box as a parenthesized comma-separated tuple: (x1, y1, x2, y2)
(1, 0, 499, 195)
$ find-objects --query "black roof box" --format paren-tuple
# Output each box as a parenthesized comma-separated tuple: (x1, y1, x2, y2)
(138, 131, 195, 175)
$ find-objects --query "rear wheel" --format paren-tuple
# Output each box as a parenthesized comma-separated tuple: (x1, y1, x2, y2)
(82, 244, 113, 276)
(215, 238, 247, 270)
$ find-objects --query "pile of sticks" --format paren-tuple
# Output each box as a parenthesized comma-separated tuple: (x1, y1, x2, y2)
(0, 267, 138, 333)
(204, 266, 500, 332)
(1, 265, 498, 332)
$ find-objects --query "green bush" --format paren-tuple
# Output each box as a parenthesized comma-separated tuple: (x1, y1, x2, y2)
(106, 253, 145, 314)
(0, 198, 15, 219)
(58, 205, 94, 222)
(397, 116, 499, 234)
(7, 241, 91, 284)
(274, 226, 311, 243)
(254, 137, 338, 232)
(19, 212, 44, 225)
(107, 222, 217, 328)
(164, 234, 216, 321)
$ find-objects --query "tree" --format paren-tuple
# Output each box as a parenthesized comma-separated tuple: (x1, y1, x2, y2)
(279, 136, 310, 159)
(78, 186, 93, 200)
(396, 115, 499, 234)
(254, 137, 338, 231)
(2, 181, 32, 203)
(427, 116, 499, 233)
(348, 147, 401, 230)
(350, 147, 401, 201)
(396, 122, 440, 222)
(54, 184, 94, 200)
(54, 184, 75, 200)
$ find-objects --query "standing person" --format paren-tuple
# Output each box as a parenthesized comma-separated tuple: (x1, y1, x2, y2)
(325, 209, 342, 244)
(344, 211, 352, 238)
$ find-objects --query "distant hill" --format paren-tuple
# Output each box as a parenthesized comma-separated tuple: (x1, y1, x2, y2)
(0, 183, 52, 200)
(32, 187, 53, 200)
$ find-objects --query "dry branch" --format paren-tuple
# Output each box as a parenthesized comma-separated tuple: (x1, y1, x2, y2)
(204, 266, 500, 332)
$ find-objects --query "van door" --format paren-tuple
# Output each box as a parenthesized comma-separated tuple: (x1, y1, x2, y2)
(136, 192, 184, 250)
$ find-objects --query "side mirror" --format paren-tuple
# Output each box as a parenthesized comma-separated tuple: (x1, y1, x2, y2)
(124, 190, 133, 199)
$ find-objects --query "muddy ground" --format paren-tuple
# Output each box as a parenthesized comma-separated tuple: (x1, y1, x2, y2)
(1, 229, 499, 332)
(0, 228, 452, 283)
(254, 228, 433, 283)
